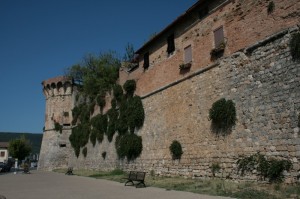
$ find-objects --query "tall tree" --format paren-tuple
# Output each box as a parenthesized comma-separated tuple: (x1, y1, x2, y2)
(66, 51, 121, 97)
(8, 135, 32, 160)
(123, 43, 135, 62)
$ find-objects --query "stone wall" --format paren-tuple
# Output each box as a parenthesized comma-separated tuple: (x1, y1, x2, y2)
(38, 4, 300, 182)
(38, 77, 75, 170)
(122, 26, 300, 182)
(62, 26, 300, 183)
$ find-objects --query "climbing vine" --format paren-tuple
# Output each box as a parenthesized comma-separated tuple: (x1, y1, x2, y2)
(68, 65, 145, 160)
(54, 121, 63, 134)
(237, 152, 292, 183)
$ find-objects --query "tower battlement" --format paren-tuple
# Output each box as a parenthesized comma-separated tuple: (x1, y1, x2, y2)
(42, 76, 73, 98)
(39, 76, 76, 170)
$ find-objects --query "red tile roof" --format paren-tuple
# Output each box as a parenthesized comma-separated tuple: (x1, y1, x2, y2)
(0, 142, 9, 148)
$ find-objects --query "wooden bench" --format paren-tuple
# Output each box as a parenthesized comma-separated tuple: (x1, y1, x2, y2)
(124, 171, 146, 188)
(65, 167, 73, 175)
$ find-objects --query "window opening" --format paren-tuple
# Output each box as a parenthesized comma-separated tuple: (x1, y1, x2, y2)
(167, 34, 175, 55)
(143, 52, 149, 69)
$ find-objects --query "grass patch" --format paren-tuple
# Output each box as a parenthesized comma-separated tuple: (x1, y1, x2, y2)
(53, 169, 300, 198)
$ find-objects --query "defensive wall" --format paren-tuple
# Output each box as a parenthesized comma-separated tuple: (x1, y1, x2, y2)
(38, 0, 300, 182)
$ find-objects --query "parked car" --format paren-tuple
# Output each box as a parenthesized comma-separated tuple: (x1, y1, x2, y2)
(0, 160, 13, 173)
(0, 162, 4, 172)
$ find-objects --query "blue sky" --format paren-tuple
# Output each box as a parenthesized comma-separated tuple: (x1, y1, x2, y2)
(0, 0, 197, 134)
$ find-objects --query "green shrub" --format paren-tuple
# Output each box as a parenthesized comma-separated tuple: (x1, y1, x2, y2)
(113, 85, 123, 102)
(209, 98, 237, 134)
(69, 79, 145, 161)
(54, 121, 63, 134)
(91, 114, 107, 143)
(90, 129, 97, 146)
(96, 95, 106, 112)
(211, 163, 221, 177)
(115, 134, 143, 161)
(82, 147, 87, 158)
(169, 140, 183, 160)
(290, 32, 300, 61)
(107, 108, 118, 142)
(89, 101, 95, 115)
(267, 1, 275, 14)
(123, 80, 136, 97)
(126, 96, 145, 133)
(69, 123, 90, 157)
(268, 159, 292, 182)
(111, 99, 117, 109)
(237, 152, 292, 182)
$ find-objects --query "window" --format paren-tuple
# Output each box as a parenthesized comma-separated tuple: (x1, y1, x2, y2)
(59, 144, 66, 148)
(0, 151, 5, 157)
(63, 112, 69, 117)
(184, 45, 192, 64)
(143, 52, 149, 69)
(167, 34, 175, 55)
(214, 26, 224, 48)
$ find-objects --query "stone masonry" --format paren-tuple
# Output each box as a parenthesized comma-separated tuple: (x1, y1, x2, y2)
(39, 0, 300, 182)
(38, 76, 75, 170)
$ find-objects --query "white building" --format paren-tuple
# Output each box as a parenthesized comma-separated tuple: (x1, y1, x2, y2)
(0, 142, 9, 163)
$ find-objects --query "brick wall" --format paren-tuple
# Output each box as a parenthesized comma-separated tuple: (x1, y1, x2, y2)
(120, 0, 300, 96)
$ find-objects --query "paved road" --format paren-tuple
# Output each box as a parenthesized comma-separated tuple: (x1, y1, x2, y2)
(0, 170, 233, 199)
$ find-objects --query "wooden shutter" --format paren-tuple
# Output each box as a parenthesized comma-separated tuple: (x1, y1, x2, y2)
(214, 26, 224, 48)
(184, 45, 192, 64)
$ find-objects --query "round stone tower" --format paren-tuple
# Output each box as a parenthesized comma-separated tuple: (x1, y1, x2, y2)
(38, 76, 75, 170)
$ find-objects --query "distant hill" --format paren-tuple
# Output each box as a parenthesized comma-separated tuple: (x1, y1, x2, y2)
(0, 132, 43, 154)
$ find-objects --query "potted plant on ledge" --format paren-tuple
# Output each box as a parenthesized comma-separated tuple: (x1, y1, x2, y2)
(179, 62, 192, 70)
(210, 41, 226, 60)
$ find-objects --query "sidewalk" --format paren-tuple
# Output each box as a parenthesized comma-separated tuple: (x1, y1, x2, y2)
(0, 170, 234, 199)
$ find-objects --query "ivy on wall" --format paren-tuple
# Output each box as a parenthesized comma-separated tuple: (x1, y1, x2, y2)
(237, 152, 292, 183)
(69, 77, 145, 160)
(54, 121, 63, 134)
(209, 98, 237, 135)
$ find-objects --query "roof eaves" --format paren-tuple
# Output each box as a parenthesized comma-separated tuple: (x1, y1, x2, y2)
(135, 0, 204, 55)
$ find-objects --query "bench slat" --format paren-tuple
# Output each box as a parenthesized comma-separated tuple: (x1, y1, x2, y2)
(124, 171, 146, 188)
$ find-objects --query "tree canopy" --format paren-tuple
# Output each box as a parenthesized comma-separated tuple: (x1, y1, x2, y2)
(8, 135, 32, 160)
(65, 51, 121, 97)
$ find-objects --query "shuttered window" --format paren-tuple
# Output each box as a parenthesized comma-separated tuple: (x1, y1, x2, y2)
(0, 151, 5, 157)
(214, 26, 224, 48)
(143, 52, 149, 69)
(184, 45, 192, 64)
(167, 34, 175, 54)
